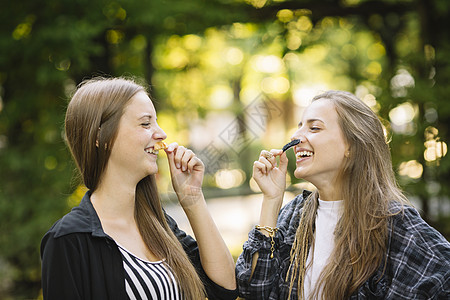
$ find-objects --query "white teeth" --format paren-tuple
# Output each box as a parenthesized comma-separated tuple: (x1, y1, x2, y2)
(145, 148, 159, 155)
(296, 151, 313, 158)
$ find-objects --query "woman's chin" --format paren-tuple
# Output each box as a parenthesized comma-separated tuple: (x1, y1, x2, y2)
(294, 169, 307, 180)
(143, 165, 158, 177)
(149, 167, 158, 175)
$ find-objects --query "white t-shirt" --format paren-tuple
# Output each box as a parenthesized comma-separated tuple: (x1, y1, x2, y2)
(304, 199, 343, 299)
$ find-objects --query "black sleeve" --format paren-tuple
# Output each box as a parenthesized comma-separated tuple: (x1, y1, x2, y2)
(40, 232, 84, 300)
(165, 212, 239, 300)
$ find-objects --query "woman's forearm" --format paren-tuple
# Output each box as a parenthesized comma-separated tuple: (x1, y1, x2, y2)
(258, 195, 283, 233)
(250, 195, 283, 276)
(181, 194, 236, 290)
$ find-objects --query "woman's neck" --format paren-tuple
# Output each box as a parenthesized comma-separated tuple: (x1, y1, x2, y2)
(317, 187, 342, 201)
(91, 172, 137, 221)
(315, 177, 344, 201)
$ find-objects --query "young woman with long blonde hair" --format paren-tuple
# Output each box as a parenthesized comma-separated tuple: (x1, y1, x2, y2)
(41, 77, 237, 299)
(236, 90, 450, 299)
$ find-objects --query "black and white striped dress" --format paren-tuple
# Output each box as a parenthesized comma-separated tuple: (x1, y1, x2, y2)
(117, 244, 181, 300)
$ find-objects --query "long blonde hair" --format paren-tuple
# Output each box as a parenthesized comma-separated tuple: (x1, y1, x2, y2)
(65, 77, 205, 299)
(287, 90, 407, 299)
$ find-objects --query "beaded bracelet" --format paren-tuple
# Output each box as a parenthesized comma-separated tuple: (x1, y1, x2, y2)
(255, 225, 279, 258)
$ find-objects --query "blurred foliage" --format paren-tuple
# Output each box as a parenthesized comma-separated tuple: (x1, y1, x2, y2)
(0, 0, 449, 298)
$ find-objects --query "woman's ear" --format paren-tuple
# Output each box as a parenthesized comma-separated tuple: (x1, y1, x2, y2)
(344, 144, 350, 158)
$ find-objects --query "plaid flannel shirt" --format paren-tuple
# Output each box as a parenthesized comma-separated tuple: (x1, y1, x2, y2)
(236, 191, 450, 299)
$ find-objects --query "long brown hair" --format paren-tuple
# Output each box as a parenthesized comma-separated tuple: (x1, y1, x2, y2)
(287, 90, 408, 299)
(65, 77, 205, 298)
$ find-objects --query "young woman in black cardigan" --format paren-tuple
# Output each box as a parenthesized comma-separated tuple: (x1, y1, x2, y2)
(41, 77, 237, 299)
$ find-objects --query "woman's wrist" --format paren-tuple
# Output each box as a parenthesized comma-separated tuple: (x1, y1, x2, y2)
(262, 193, 284, 204)
(257, 194, 283, 232)
(179, 192, 206, 213)
(262, 194, 283, 211)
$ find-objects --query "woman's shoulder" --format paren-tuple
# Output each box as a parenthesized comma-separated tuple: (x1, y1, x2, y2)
(279, 190, 311, 217)
(43, 207, 91, 241)
(385, 202, 450, 297)
(390, 203, 448, 243)
(388, 201, 450, 264)
(44, 193, 104, 240)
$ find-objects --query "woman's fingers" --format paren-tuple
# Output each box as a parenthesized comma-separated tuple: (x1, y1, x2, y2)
(270, 149, 283, 157)
(268, 149, 287, 173)
(166, 144, 202, 173)
(180, 148, 195, 171)
(173, 146, 185, 169)
(165, 142, 178, 153)
(171, 145, 190, 170)
(187, 155, 203, 172)
(257, 156, 273, 175)
(254, 160, 268, 175)
(181, 149, 196, 172)
(278, 151, 288, 173)
(257, 149, 284, 173)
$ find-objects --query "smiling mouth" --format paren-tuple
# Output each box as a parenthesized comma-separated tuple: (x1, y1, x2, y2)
(296, 151, 314, 159)
(145, 148, 159, 155)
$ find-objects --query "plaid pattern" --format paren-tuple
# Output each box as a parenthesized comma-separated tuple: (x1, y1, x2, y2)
(236, 191, 450, 299)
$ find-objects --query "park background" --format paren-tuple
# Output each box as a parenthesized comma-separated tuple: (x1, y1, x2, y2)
(1, 0, 449, 298)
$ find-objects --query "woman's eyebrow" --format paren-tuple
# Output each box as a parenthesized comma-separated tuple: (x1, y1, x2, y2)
(138, 114, 153, 120)
(298, 118, 324, 127)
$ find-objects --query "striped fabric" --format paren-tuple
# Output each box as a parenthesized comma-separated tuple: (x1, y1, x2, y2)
(117, 244, 181, 300)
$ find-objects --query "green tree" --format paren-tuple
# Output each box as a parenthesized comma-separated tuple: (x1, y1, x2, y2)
(0, 0, 245, 297)
(248, 0, 450, 228)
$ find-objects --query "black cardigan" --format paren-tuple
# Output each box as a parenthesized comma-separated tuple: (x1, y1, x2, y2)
(40, 191, 238, 300)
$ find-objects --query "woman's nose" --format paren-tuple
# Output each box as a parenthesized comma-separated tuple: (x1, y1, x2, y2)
(290, 129, 303, 142)
(154, 124, 167, 140)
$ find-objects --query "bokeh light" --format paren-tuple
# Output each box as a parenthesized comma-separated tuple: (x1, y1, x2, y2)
(398, 160, 423, 179)
(424, 140, 448, 162)
(215, 169, 246, 189)
(389, 102, 417, 135)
